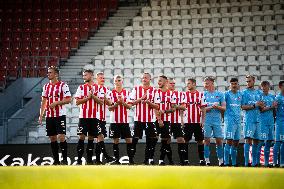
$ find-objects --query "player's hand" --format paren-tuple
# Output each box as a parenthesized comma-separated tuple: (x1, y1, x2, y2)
(141, 93, 147, 101)
(108, 106, 114, 111)
(49, 102, 58, 109)
(38, 116, 43, 126)
(200, 123, 204, 128)
(159, 110, 165, 114)
(256, 101, 264, 107)
(158, 119, 164, 128)
(212, 102, 219, 109)
(272, 101, 278, 108)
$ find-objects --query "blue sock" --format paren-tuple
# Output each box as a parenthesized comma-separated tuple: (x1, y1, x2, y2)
(224, 144, 231, 165)
(273, 142, 280, 165)
(244, 143, 250, 166)
(252, 144, 258, 166)
(264, 141, 271, 166)
(230, 146, 237, 166)
(216, 144, 223, 160)
(280, 143, 284, 166)
(204, 145, 210, 159)
(257, 142, 264, 165)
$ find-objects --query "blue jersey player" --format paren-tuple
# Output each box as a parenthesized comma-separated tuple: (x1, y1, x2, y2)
(241, 75, 264, 167)
(258, 81, 277, 167)
(224, 78, 242, 166)
(274, 80, 284, 168)
(203, 76, 226, 166)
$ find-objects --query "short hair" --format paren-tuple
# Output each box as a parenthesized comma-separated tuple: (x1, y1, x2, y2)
(96, 72, 104, 77)
(48, 66, 59, 74)
(159, 75, 168, 80)
(260, 80, 270, 86)
(279, 80, 284, 87)
(188, 78, 196, 84)
(204, 76, 215, 82)
(246, 75, 255, 80)
(114, 75, 123, 80)
(83, 69, 94, 74)
(168, 77, 175, 81)
(142, 72, 151, 79)
(230, 78, 239, 83)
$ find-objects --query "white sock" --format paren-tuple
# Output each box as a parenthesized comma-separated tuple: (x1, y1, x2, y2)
(159, 160, 164, 164)
(205, 158, 210, 163)
(219, 158, 224, 165)
(148, 159, 154, 163)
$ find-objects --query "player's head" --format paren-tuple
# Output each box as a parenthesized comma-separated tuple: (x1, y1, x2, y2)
(82, 69, 94, 83)
(158, 75, 168, 89)
(96, 72, 105, 85)
(229, 78, 239, 91)
(203, 76, 215, 91)
(141, 72, 151, 86)
(279, 80, 284, 93)
(47, 66, 59, 81)
(114, 75, 123, 88)
(168, 78, 175, 91)
(187, 78, 196, 91)
(245, 75, 255, 88)
(260, 80, 270, 93)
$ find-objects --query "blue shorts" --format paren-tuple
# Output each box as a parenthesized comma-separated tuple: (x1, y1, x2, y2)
(259, 122, 274, 141)
(275, 121, 284, 142)
(204, 122, 223, 139)
(224, 119, 241, 141)
(243, 122, 260, 139)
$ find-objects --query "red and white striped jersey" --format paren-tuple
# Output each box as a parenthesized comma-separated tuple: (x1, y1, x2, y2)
(183, 90, 206, 123)
(97, 85, 111, 121)
(74, 83, 104, 118)
(170, 90, 186, 124)
(155, 89, 175, 122)
(130, 85, 158, 122)
(109, 88, 132, 123)
(42, 81, 71, 117)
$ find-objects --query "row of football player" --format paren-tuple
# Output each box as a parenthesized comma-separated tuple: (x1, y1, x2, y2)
(38, 67, 284, 166)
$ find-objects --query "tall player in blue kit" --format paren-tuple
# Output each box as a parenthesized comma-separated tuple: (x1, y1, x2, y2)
(223, 78, 242, 166)
(274, 80, 284, 167)
(241, 75, 264, 167)
(203, 77, 226, 166)
(258, 81, 277, 167)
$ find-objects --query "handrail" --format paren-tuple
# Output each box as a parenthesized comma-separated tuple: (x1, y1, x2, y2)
(1, 77, 46, 119)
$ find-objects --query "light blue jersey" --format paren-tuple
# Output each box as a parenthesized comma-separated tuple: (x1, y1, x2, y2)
(224, 90, 242, 140)
(241, 88, 262, 123)
(259, 92, 275, 141)
(241, 88, 262, 139)
(203, 90, 225, 138)
(275, 93, 284, 142)
(260, 93, 275, 124)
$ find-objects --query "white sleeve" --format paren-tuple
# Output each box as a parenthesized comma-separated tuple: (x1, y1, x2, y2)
(41, 85, 47, 98)
(62, 83, 71, 97)
(130, 87, 137, 100)
(154, 90, 161, 104)
(74, 86, 83, 99)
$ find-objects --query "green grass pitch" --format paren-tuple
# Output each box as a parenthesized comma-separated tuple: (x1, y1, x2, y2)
(0, 166, 283, 189)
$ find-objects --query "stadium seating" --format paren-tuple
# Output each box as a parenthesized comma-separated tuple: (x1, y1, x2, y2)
(5, 0, 283, 143)
(0, 0, 118, 89)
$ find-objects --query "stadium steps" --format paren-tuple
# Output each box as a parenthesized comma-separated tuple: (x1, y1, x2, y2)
(59, 6, 142, 93)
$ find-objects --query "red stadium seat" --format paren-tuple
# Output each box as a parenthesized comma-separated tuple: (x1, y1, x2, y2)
(80, 18, 89, 28)
(70, 0, 80, 10)
(89, 17, 99, 31)
(39, 46, 50, 56)
(61, 46, 70, 59)
(80, 27, 89, 41)
(51, 46, 60, 57)
(70, 18, 80, 28)
(48, 57, 59, 67)
(8, 64, 19, 80)
(70, 36, 79, 49)
(20, 59, 31, 77)
(70, 9, 79, 19)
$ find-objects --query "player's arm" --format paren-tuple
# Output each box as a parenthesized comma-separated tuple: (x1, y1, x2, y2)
(172, 103, 186, 111)
(108, 102, 119, 111)
(145, 100, 159, 110)
(241, 101, 263, 110)
(49, 97, 71, 108)
(212, 101, 226, 112)
(120, 100, 132, 109)
(39, 97, 47, 125)
(75, 94, 91, 106)
(132, 93, 147, 105)
(260, 100, 277, 112)
(200, 106, 206, 127)
(154, 108, 164, 128)
(91, 94, 104, 105)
